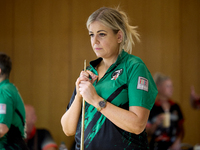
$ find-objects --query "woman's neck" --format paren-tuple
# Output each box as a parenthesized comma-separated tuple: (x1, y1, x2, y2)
(96, 56, 118, 82)
(102, 55, 118, 68)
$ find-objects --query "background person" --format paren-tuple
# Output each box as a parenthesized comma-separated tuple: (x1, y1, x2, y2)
(190, 86, 200, 109)
(61, 7, 158, 150)
(146, 72, 184, 150)
(0, 52, 28, 149)
(25, 104, 57, 150)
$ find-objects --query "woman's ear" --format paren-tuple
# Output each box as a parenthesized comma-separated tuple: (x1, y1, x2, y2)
(117, 30, 123, 43)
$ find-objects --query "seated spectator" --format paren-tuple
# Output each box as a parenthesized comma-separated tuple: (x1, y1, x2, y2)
(25, 104, 58, 150)
(190, 86, 200, 109)
(146, 73, 184, 150)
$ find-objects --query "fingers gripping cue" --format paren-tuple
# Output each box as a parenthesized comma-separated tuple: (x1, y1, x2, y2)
(81, 60, 86, 150)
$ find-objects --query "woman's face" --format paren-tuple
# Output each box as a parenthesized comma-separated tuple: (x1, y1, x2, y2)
(88, 21, 121, 59)
(158, 79, 174, 98)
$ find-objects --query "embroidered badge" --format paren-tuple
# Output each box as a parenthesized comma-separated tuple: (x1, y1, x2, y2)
(0, 104, 6, 114)
(111, 69, 123, 80)
(137, 76, 148, 91)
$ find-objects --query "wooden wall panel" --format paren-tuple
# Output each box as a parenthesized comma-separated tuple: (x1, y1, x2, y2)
(0, 0, 14, 80)
(13, 0, 33, 108)
(180, 0, 200, 145)
(0, 0, 200, 148)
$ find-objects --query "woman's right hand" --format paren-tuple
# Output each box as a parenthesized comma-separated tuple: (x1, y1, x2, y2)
(75, 71, 98, 99)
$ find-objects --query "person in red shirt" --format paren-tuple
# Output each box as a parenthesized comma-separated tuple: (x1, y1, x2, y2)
(25, 104, 58, 150)
(146, 73, 184, 150)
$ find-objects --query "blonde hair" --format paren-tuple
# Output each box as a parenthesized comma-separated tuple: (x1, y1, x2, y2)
(86, 7, 140, 54)
(153, 72, 170, 86)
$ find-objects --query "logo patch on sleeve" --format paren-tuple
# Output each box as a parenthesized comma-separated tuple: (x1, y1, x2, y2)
(0, 104, 6, 114)
(137, 76, 148, 91)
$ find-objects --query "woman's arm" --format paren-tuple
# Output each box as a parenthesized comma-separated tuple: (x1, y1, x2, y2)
(61, 71, 97, 136)
(61, 94, 82, 136)
(61, 73, 91, 136)
(0, 123, 9, 138)
(101, 103, 150, 134)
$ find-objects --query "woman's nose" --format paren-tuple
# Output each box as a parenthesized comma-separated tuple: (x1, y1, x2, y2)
(93, 35, 99, 45)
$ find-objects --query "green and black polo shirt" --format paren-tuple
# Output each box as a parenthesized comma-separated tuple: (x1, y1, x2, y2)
(67, 50, 158, 150)
(0, 79, 26, 149)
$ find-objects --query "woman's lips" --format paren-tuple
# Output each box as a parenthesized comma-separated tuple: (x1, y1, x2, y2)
(94, 48, 102, 50)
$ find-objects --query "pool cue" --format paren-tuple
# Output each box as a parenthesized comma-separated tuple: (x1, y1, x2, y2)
(81, 60, 86, 150)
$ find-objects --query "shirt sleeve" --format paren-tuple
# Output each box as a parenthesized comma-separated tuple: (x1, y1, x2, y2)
(0, 89, 14, 128)
(128, 63, 158, 110)
(66, 87, 76, 111)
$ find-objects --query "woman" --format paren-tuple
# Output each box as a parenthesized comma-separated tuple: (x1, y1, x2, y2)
(61, 7, 158, 150)
(146, 73, 184, 150)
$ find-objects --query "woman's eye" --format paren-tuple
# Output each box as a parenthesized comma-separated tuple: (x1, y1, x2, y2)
(89, 34, 94, 37)
(99, 33, 106, 37)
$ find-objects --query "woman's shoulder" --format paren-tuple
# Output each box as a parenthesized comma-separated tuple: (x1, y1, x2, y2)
(122, 53, 146, 72)
(123, 52, 144, 66)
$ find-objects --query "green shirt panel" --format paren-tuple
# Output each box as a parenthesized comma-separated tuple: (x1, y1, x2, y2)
(0, 79, 26, 147)
(0, 89, 14, 128)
